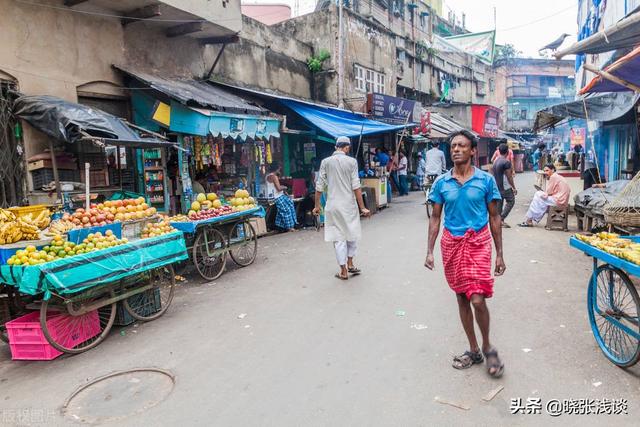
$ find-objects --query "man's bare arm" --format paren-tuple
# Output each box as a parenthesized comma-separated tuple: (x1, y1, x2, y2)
(424, 203, 443, 270)
(488, 200, 506, 276)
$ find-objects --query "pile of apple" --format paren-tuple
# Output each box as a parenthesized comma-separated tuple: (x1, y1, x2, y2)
(66, 198, 157, 228)
(188, 205, 234, 221)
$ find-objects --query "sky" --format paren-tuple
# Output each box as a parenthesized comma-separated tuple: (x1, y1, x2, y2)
(442, 0, 578, 57)
(247, 0, 579, 58)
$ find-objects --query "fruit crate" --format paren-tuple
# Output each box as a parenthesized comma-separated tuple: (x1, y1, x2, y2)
(5, 310, 100, 360)
(114, 287, 161, 326)
(67, 222, 122, 245)
(31, 169, 80, 189)
(80, 168, 109, 188)
(121, 216, 160, 240)
(8, 204, 49, 219)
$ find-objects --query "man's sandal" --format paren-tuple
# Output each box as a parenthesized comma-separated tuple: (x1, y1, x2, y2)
(348, 267, 361, 275)
(452, 350, 484, 370)
(334, 273, 348, 281)
(484, 348, 505, 378)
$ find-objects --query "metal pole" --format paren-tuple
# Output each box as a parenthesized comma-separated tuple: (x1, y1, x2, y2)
(85, 162, 90, 210)
(338, 0, 345, 109)
(48, 139, 63, 203)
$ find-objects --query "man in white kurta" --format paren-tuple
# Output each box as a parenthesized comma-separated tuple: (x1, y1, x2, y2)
(313, 136, 370, 280)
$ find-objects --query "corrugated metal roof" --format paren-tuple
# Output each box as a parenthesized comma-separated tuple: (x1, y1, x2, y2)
(429, 112, 477, 138)
(115, 67, 268, 116)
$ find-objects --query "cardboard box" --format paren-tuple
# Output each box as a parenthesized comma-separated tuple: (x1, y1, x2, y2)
(249, 217, 268, 236)
(28, 159, 78, 171)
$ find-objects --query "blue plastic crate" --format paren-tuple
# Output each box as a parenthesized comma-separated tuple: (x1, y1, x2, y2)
(67, 222, 122, 244)
(114, 286, 161, 326)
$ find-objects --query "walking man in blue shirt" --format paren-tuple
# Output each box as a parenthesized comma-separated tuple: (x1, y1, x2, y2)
(425, 130, 506, 378)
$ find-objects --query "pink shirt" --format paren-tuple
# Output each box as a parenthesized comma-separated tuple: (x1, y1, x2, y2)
(547, 173, 571, 206)
(491, 148, 514, 166)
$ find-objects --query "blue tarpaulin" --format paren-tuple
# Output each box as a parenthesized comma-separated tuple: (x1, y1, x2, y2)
(279, 99, 410, 138)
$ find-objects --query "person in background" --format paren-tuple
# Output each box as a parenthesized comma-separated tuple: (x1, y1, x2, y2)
(359, 163, 375, 178)
(374, 148, 390, 167)
(491, 144, 517, 228)
(266, 162, 297, 232)
(491, 144, 515, 176)
(532, 143, 546, 171)
(425, 141, 447, 184)
(519, 163, 571, 227)
(583, 148, 601, 190)
(397, 151, 409, 196)
(388, 150, 401, 196)
(191, 172, 207, 195)
(413, 152, 426, 189)
(313, 136, 370, 280)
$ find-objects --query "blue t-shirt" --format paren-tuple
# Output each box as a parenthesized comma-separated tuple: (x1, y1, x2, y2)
(429, 168, 501, 236)
(375, 152, 390, 166)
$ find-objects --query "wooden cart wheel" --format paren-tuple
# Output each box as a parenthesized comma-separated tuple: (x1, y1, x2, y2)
(588, 264, 640, 367)
(40, 288, 116, 354)
(193, 227, 227, 281)
(228, 221, 258, 267)
(123, 265, 176, 321)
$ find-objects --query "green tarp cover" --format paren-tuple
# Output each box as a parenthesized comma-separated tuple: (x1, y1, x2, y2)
(0, 232, 188, 299)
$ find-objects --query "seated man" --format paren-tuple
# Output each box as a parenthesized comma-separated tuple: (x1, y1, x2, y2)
(519, 163, 571, 227)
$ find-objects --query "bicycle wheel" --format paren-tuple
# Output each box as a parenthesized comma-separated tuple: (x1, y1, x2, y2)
(228, 221, 258, 267)
(123, 265, 176, 321)
(192, 227, 227, 280)
(40, 288, 116, 354)
(588, 264, 640, 367)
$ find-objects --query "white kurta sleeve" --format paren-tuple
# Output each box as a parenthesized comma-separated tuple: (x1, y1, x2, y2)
(316, 160, 328, 192)
(350, 159, 361, 190)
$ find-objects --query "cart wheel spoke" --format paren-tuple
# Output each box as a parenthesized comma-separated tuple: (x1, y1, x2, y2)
(193, 228, 227, 281)
(228, 221, 258, 267)
(588, 265, 640, 367)
(40, 289, 116, 354)
(123, 265, 175, 321)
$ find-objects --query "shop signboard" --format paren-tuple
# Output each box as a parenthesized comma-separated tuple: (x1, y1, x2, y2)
(471, 105, 500, 138)
(367, 93, 416, 124)
(570, 128, 586, 148)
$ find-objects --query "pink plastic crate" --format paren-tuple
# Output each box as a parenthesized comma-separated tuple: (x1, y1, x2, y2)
(6, 310, 100, 361)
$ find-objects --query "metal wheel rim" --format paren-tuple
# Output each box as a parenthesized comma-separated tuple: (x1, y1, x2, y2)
(40, 290, 116, 354)
(123, 265, 175, 321)
(588, 265, 640, 367)
(228, 221, 258, 267)
(193, 228, 227, 280)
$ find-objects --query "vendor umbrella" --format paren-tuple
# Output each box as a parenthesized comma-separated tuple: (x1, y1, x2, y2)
(580, 46, 640, 94)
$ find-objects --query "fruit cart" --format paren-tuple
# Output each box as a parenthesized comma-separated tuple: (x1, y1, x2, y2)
(570, 234, 640, 367)
(171, 206, 265, 281)
(0, 231, 188, 357)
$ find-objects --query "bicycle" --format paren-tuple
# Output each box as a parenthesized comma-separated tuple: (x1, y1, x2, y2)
(422, 175, 438, 218)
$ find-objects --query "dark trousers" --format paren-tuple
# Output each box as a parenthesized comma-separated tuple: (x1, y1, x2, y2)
(398, 174, 409, 195)
(499, 188, 515, 221)
(390, 172, 400, 194)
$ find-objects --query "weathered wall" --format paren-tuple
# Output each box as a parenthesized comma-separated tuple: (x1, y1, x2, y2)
(212, 15, 314, 99)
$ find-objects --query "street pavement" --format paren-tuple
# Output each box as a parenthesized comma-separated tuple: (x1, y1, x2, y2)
(1, 172, 639, 426)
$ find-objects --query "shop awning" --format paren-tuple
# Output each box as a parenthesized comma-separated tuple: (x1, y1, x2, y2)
(579, 46, 640, 94)
(115, 67, 268, 116)
(279, 99, 409, 138)
(428, 112, 477, 138)
(555, 10, 640, 58)
(533, 92, 640, 131)
(13, 95, 174, 148)
(210, 82, 413, 139)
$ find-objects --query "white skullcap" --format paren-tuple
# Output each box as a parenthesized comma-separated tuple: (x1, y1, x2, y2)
(336, 136, 350, 147)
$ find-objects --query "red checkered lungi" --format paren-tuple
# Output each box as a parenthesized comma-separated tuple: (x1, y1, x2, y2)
(441, 225, 494, 299)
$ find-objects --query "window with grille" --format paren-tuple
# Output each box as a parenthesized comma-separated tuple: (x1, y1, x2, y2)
(354, 65, 385, 93)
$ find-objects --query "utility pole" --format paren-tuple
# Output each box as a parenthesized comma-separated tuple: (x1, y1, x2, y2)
(338, 0, 345, 109)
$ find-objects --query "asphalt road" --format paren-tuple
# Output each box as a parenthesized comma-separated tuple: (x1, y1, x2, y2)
(1, 172, 639, 426)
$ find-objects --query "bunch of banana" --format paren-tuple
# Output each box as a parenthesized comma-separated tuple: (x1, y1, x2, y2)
(0, 209, 16, 223)
(17, 219, 40, 240)
(46, 219, 75, 236)
(21, 210, 51, 230)
(0, 222, 23, 244)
